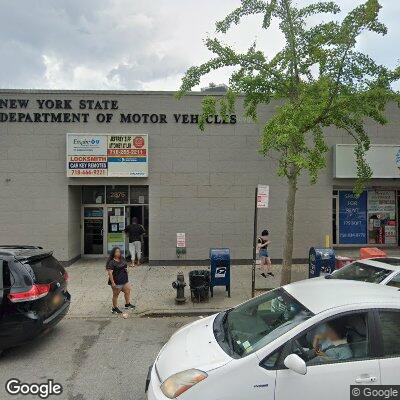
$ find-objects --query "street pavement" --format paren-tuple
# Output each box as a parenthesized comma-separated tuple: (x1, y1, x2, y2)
(0, 316, 196, 400)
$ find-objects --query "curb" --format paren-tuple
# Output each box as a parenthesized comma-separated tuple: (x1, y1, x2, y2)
(138, 309, 221, 318)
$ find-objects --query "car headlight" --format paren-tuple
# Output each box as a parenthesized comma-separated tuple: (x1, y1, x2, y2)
(160, 369, 207, 398)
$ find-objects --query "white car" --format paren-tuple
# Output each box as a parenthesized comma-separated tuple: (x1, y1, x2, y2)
(329, 257, 400, 287)
(147, 280, 400, 400)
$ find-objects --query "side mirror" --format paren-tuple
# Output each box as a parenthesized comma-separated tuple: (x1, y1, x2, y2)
(284, 354, 307, 375)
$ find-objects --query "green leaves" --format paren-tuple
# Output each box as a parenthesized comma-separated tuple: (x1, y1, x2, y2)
(215, 0, 273, 33)
(178, 0, 400, 191)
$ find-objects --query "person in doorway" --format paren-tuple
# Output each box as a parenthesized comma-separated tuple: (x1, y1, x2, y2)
(106, 246, 135, 314)
(258, 229, 273, 278)
(124, 217, 145, 267)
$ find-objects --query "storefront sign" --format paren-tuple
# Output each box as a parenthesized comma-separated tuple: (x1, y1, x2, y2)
(107, 135, 148, 177)
(367, 190, 397, 245)
(257, 185, 269, 208)
(384, 225, 396, 244)
(338, 191, 367, 244)
(0, 98, 237, 125)
(66, 133, 148, 178)
(334, 144, 400, 178)
(368, 191, 396, 214)
(107, 233, 125, 255)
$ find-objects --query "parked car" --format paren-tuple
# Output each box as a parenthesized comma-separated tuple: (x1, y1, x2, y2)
(327, 257, 400, 287)
(146, 279, 400, 400)
(0, 245, 70, 352)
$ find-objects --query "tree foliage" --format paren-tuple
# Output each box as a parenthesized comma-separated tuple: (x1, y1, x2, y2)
(178, 0, 400, 193)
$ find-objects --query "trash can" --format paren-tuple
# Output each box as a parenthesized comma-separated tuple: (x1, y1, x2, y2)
(189, 269, 210, 302)
(309, 247, 335, 278)
(210, 248, 231, 297)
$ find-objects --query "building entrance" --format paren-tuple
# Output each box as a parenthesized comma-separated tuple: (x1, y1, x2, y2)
(81, 185, 149, 259)
(125, 205, 149, 261)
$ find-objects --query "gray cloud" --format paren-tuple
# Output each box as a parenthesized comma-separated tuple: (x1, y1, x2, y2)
(0, 0, 397, 90)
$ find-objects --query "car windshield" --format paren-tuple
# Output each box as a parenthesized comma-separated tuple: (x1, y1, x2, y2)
(214, 288, 313, 358)
(331, 262, 392, 283)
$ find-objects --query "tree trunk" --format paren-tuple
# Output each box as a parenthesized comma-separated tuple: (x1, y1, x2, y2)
(281, 173, 298, 286)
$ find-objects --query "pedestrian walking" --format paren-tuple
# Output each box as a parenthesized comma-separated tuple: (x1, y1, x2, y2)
(124, 217, 145, 267)
(106, 246, 135, 314)
(258, 229, 274, 278)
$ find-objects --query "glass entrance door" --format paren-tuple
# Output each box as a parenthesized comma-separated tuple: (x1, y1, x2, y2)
(107, 206, 126, 256)
(83, 207, 104, 255)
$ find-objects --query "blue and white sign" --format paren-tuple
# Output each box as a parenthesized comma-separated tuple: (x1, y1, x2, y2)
(339, 191, 367, 244)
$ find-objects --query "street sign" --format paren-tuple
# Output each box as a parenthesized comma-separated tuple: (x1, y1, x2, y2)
(257, 185, 269, 208)
(176, 233, 186, 248)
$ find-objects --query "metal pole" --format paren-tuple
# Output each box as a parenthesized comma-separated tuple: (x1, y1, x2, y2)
(252, 186, 258, 297)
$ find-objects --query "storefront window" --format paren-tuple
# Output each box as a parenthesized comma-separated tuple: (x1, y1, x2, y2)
(82, 186, 105, 204)
(335, 190, 398, 246)
(106, 185, 129, 204)
(367, 190, 397, 245)
(130, 186, 148, 204)
(338, 190, 368, 245)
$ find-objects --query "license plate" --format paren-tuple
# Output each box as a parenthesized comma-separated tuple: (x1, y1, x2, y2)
(52, 293, 63, 306)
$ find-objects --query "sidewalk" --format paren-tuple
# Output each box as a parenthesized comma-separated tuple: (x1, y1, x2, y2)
(66, 259, 308, 318)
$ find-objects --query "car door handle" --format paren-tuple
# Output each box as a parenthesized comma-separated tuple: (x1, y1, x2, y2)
(355, 376, 377, 384)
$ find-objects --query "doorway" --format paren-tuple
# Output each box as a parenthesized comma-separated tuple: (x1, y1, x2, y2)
(125, 205, 149, 261)
(81, 185, 149, 258)
(83, 207, 104, 255)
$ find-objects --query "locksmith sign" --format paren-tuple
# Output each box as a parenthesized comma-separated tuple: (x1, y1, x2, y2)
(67, 134, 148, 177)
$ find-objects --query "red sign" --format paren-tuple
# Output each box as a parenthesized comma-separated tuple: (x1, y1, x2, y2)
(134, 136, 145, 148)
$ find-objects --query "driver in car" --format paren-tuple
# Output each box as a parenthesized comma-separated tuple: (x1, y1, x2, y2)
(308, 320, 352, 363)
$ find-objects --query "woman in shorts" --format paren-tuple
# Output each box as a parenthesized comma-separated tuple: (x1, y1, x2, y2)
(106, 246, 135, 314)
(258, 229, 273, 278)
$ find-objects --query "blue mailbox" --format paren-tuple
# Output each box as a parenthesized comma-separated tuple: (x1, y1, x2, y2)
(210, 248, 231, 298)
(309, 247, 335, 278)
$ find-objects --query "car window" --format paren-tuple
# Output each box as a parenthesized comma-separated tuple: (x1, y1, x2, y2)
(386, 274, 400, 289)
(261, 348, 282, 369)
(25, 255, 64, 283)
(332, 262, 392, 284)
(214, 288, 313, 358)
(287, 313, 370, 366)
(10, 260, 33, 288)
(0, 260, 11, 290)
(378, 311, 400, 358)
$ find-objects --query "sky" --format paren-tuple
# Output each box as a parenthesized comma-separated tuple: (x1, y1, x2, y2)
(0, 0, 398, 91)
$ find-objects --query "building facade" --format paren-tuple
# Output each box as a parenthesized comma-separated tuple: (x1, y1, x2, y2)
(0, 89, 399, 265)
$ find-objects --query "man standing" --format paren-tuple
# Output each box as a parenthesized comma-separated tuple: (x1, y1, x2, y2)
(124, 217, 145, 267)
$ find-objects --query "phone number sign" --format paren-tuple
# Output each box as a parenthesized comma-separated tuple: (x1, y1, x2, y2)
(67, 134, 148, 177)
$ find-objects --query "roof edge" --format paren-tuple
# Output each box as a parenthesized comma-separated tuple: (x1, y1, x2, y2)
(0, 89, 232, 96)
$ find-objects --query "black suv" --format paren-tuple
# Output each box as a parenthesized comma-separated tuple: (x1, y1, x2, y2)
(0, 245, 71, 352)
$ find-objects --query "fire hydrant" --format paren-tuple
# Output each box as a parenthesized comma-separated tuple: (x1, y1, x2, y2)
(172, 272, 186, 304)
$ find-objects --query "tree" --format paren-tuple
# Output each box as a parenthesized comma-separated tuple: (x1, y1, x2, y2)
(178, 0, 400, 285)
